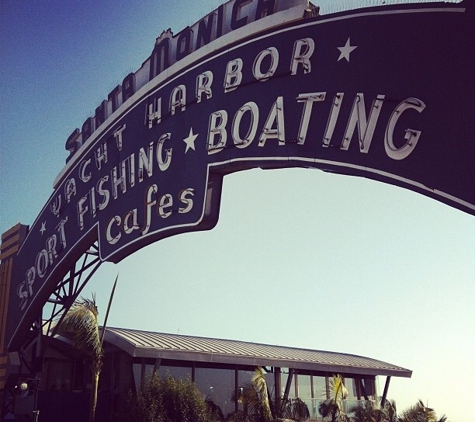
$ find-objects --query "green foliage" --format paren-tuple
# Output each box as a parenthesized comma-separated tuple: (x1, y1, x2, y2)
(349, 401, 384, 422)
(206, 398, 225, 421)
(228, 367, 310, 422)
(278, 398, 310, 422)
(233, 382, 270, 422)
(58, 295, 103, 370)
(252, 367, 273, 421)
(224, 410, 253, 422)
(398, 400, 447, 422)
(232, 367, 274, 422)
(318, 375, 349, 422)
(348, 399, 447, 422)
(125, 373, 217, 422)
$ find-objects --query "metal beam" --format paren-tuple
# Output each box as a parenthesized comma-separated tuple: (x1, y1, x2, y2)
(283, 369, 294, 402)
(381, 376, 391, 406)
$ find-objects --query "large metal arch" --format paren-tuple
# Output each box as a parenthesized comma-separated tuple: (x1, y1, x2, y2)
(41, 241, 102, 338)
(1, 0, 474, 385)
(4, 241, 102, 379)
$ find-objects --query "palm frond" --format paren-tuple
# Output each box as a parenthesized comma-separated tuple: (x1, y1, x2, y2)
(58, 296, 103, 363)
(251, 367, 272, 420)
(281, 398, 310, 421)
(58, 294, 103, 422)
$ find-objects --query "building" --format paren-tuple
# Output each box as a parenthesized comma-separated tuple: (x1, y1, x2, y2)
(25, 326, 411, 421)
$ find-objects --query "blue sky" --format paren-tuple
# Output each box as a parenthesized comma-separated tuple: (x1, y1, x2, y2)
(1, 1, 473, 421)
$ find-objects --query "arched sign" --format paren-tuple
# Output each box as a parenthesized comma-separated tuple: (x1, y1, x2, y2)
(5, 0, 475, 351)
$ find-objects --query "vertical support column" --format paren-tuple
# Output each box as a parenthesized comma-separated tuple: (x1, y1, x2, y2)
(153, 358, 161, 375)
(283, 368, 294, 402)
(381, 376, 391, 407)
(140, 358, 146, 389)
(274, 367, 281, 404)
(234, 368, 239, 413)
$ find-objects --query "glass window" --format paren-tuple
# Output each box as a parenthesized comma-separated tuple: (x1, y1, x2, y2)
(236, 368, 276, 415)
(238, 369, 253, 387)
(361, 377, 375, 398)
(313, 376, 327, 400)
(195, 367, 235, 417)
(264, 370, 275, 399)
(132, 363, 155, 391)
(297, 374, 311, 400)
(237, 370, 254, 412)
(344, 377, 358, 399)
(281, 369, 296, 398)
(295, 373, 313, 418)
(158, 365, 191, 380)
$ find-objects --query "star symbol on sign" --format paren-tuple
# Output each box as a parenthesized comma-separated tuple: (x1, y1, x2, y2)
(40, 221, 47, 235)
(337, 38, 358, 62)
(183, 127, 198, 153)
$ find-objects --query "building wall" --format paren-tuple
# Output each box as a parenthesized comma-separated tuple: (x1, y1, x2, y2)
(122, 354, 378, 420)
(32, 343, 379, 421)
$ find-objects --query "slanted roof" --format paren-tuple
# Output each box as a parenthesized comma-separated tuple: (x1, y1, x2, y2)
(104, 327, 411, 378)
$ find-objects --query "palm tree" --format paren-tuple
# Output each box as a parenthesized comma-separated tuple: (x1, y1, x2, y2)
(279, 397, 310, 421)
(382, 399, 398, 422)
(318, 374, 349, 422)
(349, 400, 381, 422)
(348, 398, 398, 422)
(399, 400, 447, 422)
(251, 367, 273, 421)
(231, 367, 273, 421)
(57, 295, 103, 422)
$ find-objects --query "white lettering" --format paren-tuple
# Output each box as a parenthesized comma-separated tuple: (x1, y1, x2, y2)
(106, 216, 122, 245)
(139, 143, 154, 182)
(158, 194, 173, 218)
(170, 84, 186, 115)
(207, 110, 228, 154)
(89, 187, 97, 219)
(123, 209, 140, 234)
(147, 97, 162, 128)
(64, 178, 76, 203)
(79, 159, 92, 183)
(224, 59, 243, 93)
(196, 71, 214, 103)
(179, 188, 195, 213)
(291, 38, 315, 75)
(341, 94, 385, 153)
(50, 194, 62, 217)
(35, 250, 49, 278)
(111, 160, 128, 199)
(56, 217, 68, 249)
(94, 142, 108, 170)
(77, 195, 89, 230)
(97, 176, 110, 211)
(323, 93, 344, 147)
(142, 184, 158, 236)
(259, 96, 285, 146)
(114, 124, 127, 151)
(253, 47, 279, 81)
(156, 133, 173, 171)
(232, 102, 259, 149)
(385, 98, 426, 160)
(45, 235, 58, 264)
(296, 92, 325, 145)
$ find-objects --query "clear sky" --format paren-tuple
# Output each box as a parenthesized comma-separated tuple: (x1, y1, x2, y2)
(0, 1, 473, 421)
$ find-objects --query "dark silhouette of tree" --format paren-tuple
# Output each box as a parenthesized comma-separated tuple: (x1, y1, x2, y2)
(58, 295, 102, 422)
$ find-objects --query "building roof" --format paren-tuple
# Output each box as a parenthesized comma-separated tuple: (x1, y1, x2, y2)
(104, 327, 411, 378)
